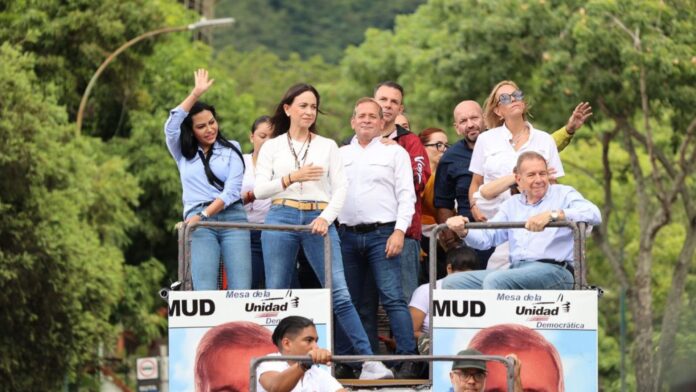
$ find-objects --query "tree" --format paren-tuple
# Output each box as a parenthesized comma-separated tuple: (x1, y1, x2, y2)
(0, 42, 139, 389)
(340, 0, 696, 390)
(551, 2, 696, 389)
(213, 0, 426, 63)
(0, 0, 167, 138)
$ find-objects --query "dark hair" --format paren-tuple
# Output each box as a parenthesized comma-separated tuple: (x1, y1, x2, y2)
(418, 127, 446, 145)
(180, 101, 237, 159)
(180, 101, 245, 188)
(270, 84, 322, 137)
(446, 246, 479, 272)
(271, 316, 315, 348)
(251, 115, 271, 134)
(374, 81, 405, 102)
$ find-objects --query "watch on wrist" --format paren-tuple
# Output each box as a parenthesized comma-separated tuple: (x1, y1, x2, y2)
(197, 210, 209, 220)
(298, 361, 311, 372)
(550, 210, 559, 222)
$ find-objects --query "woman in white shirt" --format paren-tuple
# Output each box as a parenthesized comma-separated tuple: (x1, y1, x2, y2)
(254, 84, 392, 379)
(241, 115, 272, 289)
(469, 80, 564, 269)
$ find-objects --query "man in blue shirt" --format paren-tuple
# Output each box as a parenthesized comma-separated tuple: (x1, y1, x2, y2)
(434, 101, 493, 268)
(442, 151, 601, 290)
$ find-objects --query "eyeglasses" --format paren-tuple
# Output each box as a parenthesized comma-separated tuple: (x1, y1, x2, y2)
(497, 89, 525, 105)
(424, 141, 450, 152)
(452, 370, 487, 382)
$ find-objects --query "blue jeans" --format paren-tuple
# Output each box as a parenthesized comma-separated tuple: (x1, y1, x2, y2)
(442, 260, 574, 290)
(262, 205, 373, 355)
(337, 225, 418, 356)
(250, 230, 265, 289)
(188, 201, 252, 290)
(400, 237, 420, 302)
(356, 235, 422, 352)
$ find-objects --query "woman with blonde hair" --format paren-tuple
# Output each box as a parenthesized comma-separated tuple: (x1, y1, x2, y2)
(469, 81, 564, 270)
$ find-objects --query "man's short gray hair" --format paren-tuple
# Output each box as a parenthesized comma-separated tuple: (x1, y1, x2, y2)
(513, 151, 548, 174)
(352, 97, 383, 118)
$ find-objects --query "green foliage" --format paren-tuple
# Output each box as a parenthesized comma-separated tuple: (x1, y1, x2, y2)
(0, 0, 169, 138)
(213, 0, 426, 63)
(0, 42, 137, 388)
(341, 0, 585, 131)
(213, 46, 345, 140)
(116, 258, 168, 343)
(341, 0, 696, 389)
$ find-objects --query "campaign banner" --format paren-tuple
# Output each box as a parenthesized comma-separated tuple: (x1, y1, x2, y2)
(168, 289, 331, 392)
(432, 290, 597, 392)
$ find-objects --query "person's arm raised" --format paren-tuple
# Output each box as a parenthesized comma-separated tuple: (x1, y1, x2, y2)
(179, 68, 214, 112)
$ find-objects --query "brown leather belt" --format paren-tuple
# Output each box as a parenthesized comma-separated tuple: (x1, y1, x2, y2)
(272, 199, 328, 211)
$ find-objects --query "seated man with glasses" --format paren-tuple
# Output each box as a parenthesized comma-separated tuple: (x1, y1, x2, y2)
(450, 349, 522, 392)
(443, 151, 601, 290)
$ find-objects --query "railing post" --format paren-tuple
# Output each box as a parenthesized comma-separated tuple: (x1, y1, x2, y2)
(577, 221, 588, 287)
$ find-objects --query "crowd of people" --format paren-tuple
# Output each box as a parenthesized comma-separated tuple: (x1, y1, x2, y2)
(165, 68, 600, 387)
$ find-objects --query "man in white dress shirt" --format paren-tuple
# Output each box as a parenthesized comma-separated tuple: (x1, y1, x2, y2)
(335, 97, 422, 378)
(256, 316, 347, 392)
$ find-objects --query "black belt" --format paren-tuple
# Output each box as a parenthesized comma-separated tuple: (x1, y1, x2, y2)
(339, 221, 395, 234)
(537, 259, 575, 277)
(195, 201, 213, 209)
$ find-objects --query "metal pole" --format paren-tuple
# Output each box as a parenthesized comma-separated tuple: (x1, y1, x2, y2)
(323, 233, 333, 352)
(182, 221, 324, 290)
(176, 222, 185, 284)
(428, 224, 447, 381)
(75, 18, 234, 136)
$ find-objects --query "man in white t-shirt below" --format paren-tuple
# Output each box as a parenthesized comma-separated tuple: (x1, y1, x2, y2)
(257, 316, 347, 392)
(409, 246, 479, 354)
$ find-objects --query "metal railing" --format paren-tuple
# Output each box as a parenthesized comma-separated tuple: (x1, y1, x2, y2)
(177, 221, 333, 291)
(173, 220, 590, 389)
(249, 354, 516, 392)
(427, 221, 589, 378)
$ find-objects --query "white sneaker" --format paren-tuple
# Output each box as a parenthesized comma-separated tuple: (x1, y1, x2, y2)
(359, 361, 394, 380)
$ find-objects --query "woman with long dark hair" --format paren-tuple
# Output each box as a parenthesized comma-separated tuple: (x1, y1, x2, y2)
(254, 83, 393, 379)
(164, 69, 251, 290)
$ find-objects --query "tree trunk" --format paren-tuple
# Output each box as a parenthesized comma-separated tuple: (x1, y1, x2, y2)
(631, 246, 655, 391)
(654, 217, 696, 389)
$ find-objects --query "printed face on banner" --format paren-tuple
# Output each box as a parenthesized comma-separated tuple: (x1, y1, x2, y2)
(168, 289, 332, 392)
(432, 290, 598, 392)
(202, 345, 277, 392)
(478, 346, 561, 392)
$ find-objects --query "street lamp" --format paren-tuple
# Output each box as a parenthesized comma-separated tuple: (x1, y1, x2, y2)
(75, 18, 235, 136)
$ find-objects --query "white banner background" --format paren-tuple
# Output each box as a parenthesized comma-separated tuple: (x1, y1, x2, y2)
(433, 290, 597, 392)
(168, 289, 331, 392)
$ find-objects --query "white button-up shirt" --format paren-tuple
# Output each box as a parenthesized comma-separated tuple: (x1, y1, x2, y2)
(338, 136, 415, 233)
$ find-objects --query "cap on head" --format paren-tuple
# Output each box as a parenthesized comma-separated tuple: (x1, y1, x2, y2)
(452, 349, 487, 371)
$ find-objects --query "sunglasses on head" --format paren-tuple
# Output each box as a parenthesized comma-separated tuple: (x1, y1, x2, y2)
(497, 89, 524, 105)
